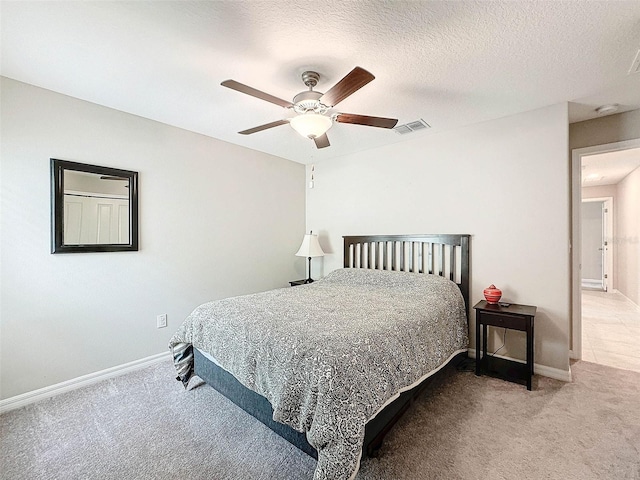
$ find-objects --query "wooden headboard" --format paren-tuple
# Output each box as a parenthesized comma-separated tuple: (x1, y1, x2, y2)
(343, 234, 471, 314)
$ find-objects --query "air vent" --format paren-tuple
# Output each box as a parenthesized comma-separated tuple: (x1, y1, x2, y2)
(394, 119, 431, 135)
(629, 49, 640, 75)
(394, 125, 413, 135)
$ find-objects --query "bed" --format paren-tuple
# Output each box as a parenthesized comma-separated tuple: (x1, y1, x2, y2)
(170, 234, 470, 480)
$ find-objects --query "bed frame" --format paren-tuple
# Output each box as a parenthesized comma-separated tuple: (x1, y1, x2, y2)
(194, 234, 471, 459)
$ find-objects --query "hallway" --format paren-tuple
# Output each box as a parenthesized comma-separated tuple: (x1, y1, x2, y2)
(582, 290, 640, 373)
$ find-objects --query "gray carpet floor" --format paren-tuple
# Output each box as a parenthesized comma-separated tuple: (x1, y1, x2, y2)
(1, 358, 639, 480)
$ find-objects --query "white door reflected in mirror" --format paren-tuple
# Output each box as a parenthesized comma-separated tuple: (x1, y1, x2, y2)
(63, 170, 130, 245)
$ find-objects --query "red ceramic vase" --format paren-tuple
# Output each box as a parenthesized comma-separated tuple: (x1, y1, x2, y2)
(483, 284, 502, 304)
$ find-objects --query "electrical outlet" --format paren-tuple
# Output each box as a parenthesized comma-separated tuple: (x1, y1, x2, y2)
(157, 314, 167, 328)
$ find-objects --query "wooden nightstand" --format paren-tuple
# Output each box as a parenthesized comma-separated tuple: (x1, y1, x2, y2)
(289, 279, 309, 286)
(474, 300, 537, 390)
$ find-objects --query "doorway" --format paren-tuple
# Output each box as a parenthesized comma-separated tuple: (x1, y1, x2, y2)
(571, 138, 640, 372)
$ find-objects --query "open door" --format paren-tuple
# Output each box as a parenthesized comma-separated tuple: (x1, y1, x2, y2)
(601, 199, 612, 292)
(581, 198, 613, 291)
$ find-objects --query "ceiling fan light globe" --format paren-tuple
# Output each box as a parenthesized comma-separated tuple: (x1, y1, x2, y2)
(290, 113, 332, 139)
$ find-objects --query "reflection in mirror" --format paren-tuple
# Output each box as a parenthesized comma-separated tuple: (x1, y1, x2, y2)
(51, 159, 138, 253)
(63, 170, 130, 245)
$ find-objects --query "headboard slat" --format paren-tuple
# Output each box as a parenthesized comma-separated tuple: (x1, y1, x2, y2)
(449, 245, 456, 282)
(429, 243, 435, 275)
(392, 243, 397, 271)
(371, 243, 375, 270)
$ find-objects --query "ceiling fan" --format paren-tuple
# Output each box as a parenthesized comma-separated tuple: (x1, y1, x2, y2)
(221, 66, 398, 149)
(100, 176, 127, 181)
(100, 175, 129, 188)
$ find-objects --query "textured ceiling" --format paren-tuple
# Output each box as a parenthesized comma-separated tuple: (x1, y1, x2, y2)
(2, 1, 640, 164)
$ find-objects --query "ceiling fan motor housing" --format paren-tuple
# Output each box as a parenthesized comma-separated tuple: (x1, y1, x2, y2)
(301, 71, 320, 88)
(293, 90, 328, 115)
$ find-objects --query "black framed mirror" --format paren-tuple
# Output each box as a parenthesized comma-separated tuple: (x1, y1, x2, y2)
(51, 159, 138, 253)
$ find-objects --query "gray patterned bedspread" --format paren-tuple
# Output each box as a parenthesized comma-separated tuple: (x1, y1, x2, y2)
(169, 268, 468, 480)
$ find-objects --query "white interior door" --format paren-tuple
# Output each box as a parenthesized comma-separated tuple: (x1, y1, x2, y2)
(581, 200, 604, 289)
(601, 198, 613, 292)
(64, 193, 129, 244)
(581, 197, 614, 292)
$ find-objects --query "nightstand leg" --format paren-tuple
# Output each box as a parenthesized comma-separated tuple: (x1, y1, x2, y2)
(482, 324, 488, 374)
(475, 313, 481, 376)
(526, 317, 533, 391)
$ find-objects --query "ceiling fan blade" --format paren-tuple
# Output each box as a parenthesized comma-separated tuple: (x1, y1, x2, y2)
(319, 67, 375, 107)
(313, 133, 330, 149)
(238, 119, 290, 135)
(100, 176, 127, 181)
(335, 113, 398, 129)
(221, 80, 293, 109)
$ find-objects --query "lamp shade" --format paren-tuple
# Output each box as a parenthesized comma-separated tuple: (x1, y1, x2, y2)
(290, 113, 332, 139)
(295, 232, 325, 258)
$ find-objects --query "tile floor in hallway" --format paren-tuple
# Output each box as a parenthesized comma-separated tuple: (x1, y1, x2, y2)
(582, 289, 640, 373)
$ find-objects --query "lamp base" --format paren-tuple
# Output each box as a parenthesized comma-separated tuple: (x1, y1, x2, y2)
(305, 256, 315, 284)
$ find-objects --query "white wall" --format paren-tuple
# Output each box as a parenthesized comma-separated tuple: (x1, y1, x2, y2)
(582, 185, 617, 199)
(307, 103, 570, 373)
(616, 166, 640, 305)
(0, 78, 306, 399)
(569, 109, 640, 150)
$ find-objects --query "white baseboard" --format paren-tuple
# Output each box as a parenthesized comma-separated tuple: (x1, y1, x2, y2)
(581, 279, 604, 290)
(467, 349, 572, 382)
(0, 351, 171, 414)
(536, 362, 572, 382)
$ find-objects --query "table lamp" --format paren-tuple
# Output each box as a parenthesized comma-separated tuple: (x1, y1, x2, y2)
(295, 231, 325, 283)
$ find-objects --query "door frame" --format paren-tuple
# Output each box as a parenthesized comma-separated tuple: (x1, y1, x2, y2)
(571, 138, 640, 359)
